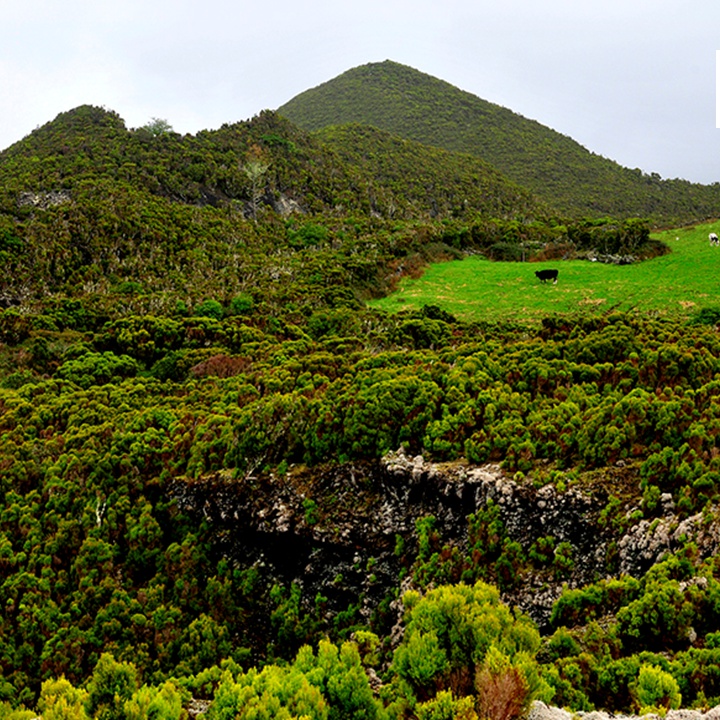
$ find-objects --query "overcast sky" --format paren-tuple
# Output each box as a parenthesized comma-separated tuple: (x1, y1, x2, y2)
(2, 0, 718, 184)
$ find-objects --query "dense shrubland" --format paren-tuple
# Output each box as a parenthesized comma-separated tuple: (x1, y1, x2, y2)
(4, 305, 720, 716)
(0, 105, 668, 313)
(1, 100, 719, 718)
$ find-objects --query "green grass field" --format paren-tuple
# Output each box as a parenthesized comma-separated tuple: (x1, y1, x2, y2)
(369, 222, 720, 322)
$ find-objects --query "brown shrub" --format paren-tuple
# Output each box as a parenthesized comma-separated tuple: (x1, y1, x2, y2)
(475, 667, 530, 720)
(189, 354, 250, 378)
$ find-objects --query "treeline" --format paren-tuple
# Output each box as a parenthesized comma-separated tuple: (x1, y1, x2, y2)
(438, 216, 664, 262)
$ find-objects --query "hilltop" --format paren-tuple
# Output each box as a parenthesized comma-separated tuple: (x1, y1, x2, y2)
(0, 103, 542, 221)
(278, 60, 720, 222)
(0, 104, 549, 310)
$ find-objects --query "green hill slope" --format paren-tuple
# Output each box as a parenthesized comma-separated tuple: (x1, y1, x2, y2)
(0, 103, 544, 221)
(278, 60, 720, 222)
(315, 122, 544, 219)
(0, 105, 550, 308)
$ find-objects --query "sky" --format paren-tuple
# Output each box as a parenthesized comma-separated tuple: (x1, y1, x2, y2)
(2, 0, 719, 184)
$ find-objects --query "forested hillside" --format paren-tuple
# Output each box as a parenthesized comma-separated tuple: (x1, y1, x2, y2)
(2, 99, 720, 719)
(278, 60, 720, 222)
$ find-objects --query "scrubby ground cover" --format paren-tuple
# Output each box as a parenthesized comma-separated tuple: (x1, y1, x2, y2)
(370, 222, 720, 322)
(3, 103, 720, 718)
(4, 303, 720, 717)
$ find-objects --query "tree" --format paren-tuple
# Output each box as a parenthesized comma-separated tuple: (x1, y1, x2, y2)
(37, 676, 89, 720)
(633, 664, 681, 714)
(242, 145, 270, 221)
(194, 298, 224, 320)
(391, 582, 549, 702)
(123, 681, 185, 720)
(85, 653, 139, 720)
(141, 118, 173, 137)
(294, 639, 383, 720)
(416, 690, 477, 720)
(208, 665, 328, 720)
(474, 646, 531, 720)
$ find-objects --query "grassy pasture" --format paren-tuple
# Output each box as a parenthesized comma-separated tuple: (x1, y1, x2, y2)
(369, 222, 720, 322)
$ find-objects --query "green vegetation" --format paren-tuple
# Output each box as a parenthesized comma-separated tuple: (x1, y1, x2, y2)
(370, 222, 716, 322)
(4, 304, 720, 715)
(279, 60, 720, 222)
(141, 118, 174, 138)
(2, 81, 720, 718)
(392, 582, 550, 707)
(316, 123, 543, 220)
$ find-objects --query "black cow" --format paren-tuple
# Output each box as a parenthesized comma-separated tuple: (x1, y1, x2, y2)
(535, 269, 558, 284)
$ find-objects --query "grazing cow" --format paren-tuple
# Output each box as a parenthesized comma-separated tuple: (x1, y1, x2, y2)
(710, 232, 719, 246)
(535, 269, 558, 284)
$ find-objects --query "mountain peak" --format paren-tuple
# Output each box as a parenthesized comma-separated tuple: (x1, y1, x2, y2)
(278, 61, 718, 219)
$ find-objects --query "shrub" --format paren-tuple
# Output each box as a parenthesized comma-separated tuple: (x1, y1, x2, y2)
(288, 222, 329, 248)
(391, 582, 545, 701)
(55, 351, 139, 388)
(0, 308, 31, 344)
(633, 664, 681, 714)
(0, 703, 36, 720)
(141, 117, 173, 136)
(544, 628, 581, 661)
(37, 676, 89, 719)
(115, 281, 144, 295)
(0, 370, 37, 389)
(416, 690, 478, 720)
(85, 653, 139, 720)
(486, 242, 524, 261)
(475, 660, 530, 720)
(689, 306, 720, 327)
(393, 317, 452, 349)
(194, 299, 224, 320)
(229, 292, 254, 315)
(208, 665, 327, 720)
(616, 578, 694, 651)
(124, 681, 184, 720)
(294, 640, 383, 720)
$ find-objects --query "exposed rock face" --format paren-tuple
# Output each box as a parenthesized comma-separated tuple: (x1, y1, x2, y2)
(272, 193, 303, 216)
(169, 449, 720, 629)
(618, 511, 720, 576)
(187, 698, 211, 718)
(17, 190, 72, 208)
(530, 701, 720, 720)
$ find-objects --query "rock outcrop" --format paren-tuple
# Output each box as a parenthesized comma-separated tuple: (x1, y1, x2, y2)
(169, 449, 720, 629)
(530, 701, 720, 720)
(17, 190, 71, 208)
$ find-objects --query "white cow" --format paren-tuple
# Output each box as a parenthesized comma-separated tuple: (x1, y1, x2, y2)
(710, 232, 719, 246)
